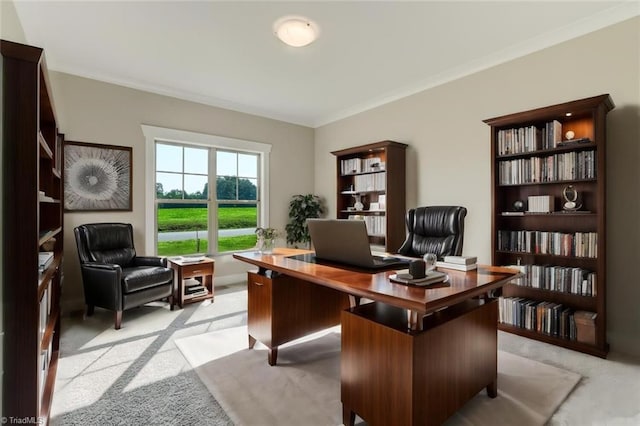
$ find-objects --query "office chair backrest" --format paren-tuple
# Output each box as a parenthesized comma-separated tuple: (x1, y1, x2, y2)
(75, 223, 136, 267)
(397, 206, 467, 259)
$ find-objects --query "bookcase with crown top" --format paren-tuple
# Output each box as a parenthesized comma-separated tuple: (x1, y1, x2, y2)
(484, 94, 613, 358)
(2, 40, 64, 423)
(331, 141, 408, 253)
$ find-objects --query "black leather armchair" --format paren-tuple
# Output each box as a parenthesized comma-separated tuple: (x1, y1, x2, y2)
(397, 206, 467, 259)
(74, 223, 174, 329)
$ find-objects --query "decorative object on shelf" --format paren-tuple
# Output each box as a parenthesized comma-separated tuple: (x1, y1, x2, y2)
(527, 195, 554, 213)
(562, 185, 582, 211)
(353, 194, 364, 211)
(565, 130, 575, 140)
(63, 141, 132, 211)
(285, 194, 325, 248)
(255, 227, 280, 254)
(513, 200, 525, 212)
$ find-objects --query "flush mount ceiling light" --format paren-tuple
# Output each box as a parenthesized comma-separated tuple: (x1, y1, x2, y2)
(274, 16, 318, 47)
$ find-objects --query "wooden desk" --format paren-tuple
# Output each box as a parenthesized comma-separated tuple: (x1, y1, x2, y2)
(233, 248, 520, 425)
(167, 257, 215, 308)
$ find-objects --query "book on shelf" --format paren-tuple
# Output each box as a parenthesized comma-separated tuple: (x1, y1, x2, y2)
(497, 150, 595, 185)
(505, 263, 596, 296)
(39, 251, 54, 272)
(38, 192, 55, 202)
(185, 284, 208, 297)
(547, 119, 562, 148)
(443, 255, 477, 265)
(436, 261, 477, 272)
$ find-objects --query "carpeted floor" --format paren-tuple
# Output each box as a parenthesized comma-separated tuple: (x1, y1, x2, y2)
(50, 284, 247, 425)
(51, 282, 640, 425)
(176, 325, 580, 426)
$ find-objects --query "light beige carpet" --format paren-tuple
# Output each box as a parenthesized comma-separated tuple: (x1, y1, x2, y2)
(176, 325, 580, 426)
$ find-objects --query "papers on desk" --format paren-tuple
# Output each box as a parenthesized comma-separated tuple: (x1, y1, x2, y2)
(389, 271, 448, 286)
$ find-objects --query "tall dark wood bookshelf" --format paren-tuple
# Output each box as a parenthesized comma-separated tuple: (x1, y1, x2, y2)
(332, 141, 408, 252)
(484, 94, 613, 358)
(2, 40, 64, 423)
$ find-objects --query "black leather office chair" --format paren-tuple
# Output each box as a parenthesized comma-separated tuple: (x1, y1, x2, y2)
(397, 206, 467, 259)
(74, 223, 174, 329)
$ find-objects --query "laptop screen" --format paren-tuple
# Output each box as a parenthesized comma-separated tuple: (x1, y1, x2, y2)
(307, 219, 407, 269)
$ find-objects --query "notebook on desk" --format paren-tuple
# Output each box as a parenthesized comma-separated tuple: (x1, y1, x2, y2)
(306, 219, 409, 270)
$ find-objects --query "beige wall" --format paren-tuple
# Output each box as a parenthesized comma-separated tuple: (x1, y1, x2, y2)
(1, 0, 26, 44)
(314, 17, 640, 355)
(50, 72, 315, 312)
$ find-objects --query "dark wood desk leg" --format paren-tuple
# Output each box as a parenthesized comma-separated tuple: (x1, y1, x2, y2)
(268, 347, 278, 366)
(248, 335, 256, 349)
(487, 380, 497, 398)
(342, 405, 355, 426)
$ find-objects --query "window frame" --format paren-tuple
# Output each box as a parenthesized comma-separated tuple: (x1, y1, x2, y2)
(142, 125, 271, 255)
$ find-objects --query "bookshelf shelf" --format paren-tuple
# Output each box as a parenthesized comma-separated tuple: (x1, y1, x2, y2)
(332, 140, 408, 252)
(485, 94, 613, 358)
(496, 141, 596, 160)
(498, 323, 607, 358)
(2, 39, 64, 422)
(498, 178, 597, 187)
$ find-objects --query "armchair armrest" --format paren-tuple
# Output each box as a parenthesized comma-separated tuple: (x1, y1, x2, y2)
(133, 256, 167, 267)
(80, 262, 123, 310)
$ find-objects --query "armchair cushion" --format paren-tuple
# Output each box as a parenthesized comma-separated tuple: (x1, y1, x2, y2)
(122, 266, 173, 293)
(80, 223, 136, 267)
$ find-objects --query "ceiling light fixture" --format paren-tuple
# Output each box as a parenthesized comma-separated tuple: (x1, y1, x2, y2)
(274, 16, 318, 47)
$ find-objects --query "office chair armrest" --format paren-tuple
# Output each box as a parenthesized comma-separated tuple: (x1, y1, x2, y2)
(133, 256, 167, 267)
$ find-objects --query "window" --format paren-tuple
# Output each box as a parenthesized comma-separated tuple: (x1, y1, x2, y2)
(142, 125, 271, 256)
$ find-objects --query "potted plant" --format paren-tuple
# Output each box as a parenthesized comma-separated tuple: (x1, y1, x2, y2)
(255, 227, 279, 254)
(285, 194, 325, 248)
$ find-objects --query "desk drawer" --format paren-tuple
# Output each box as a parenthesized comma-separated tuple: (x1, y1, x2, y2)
(181, 262, 214, 279)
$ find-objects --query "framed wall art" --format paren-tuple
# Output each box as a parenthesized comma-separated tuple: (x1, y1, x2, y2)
(64, 141, 132, 211)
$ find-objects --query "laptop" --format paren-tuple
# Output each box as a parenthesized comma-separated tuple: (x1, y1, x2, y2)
(306, 219, 409, 270)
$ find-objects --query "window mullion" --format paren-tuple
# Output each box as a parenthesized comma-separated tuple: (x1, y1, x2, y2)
(209, 147, 218, 254)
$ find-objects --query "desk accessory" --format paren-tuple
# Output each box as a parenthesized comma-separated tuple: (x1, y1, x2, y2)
(443, 255, 477, 265)
(436, 261, 478, 272)
(389, 271, 447, 286)
(409, 259, 426, 279)
(422, 253, 437, 272)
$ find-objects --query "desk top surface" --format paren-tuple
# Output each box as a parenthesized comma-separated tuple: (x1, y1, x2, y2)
(233, 248, 520, 314)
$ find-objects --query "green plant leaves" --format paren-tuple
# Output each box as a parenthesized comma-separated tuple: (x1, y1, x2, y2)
(285, 194, 325, 247)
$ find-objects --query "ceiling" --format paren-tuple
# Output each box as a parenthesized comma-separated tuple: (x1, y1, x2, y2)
(13, 1, 638, 128)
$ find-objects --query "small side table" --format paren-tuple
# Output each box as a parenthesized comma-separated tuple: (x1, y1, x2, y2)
(167, 257, 215, 308)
